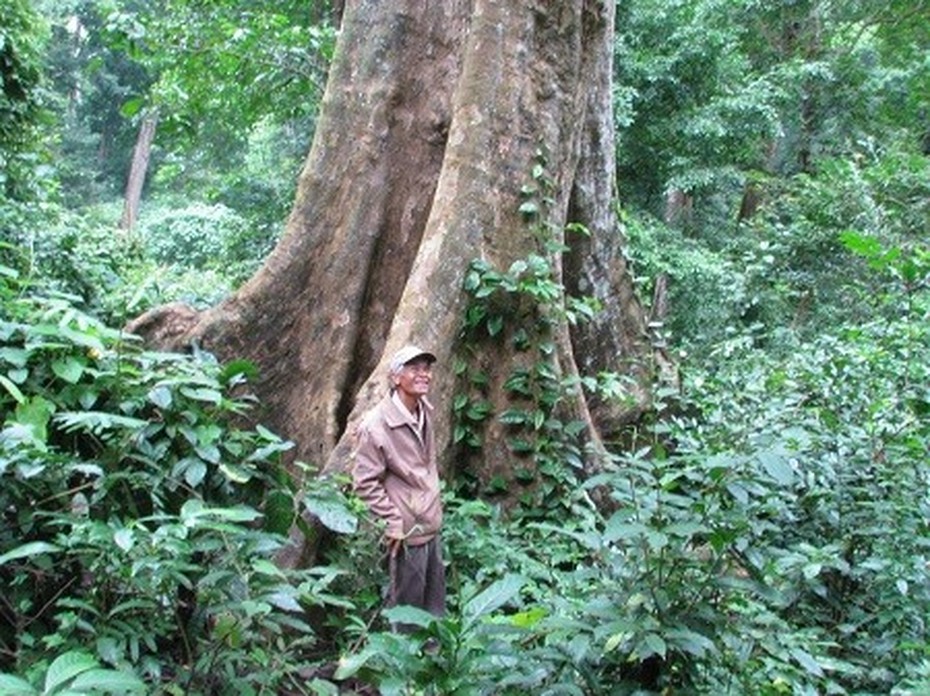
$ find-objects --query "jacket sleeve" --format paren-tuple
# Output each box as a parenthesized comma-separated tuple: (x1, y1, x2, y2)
(351, 426, 404, 539)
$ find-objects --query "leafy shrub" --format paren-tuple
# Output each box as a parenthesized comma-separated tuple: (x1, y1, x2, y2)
(557, 238, 930, 693)
(627, 143, 930, 358)
(0, 650, 145, 695)
(140, 202, 248, 271)
(624, 209, 755, 352)
(734, 148, 930, 337)
(3, 202, 141, 308)
(104, 261, 234, 323)
(0, 272, 360, 692)
(1, 199, 240, 328)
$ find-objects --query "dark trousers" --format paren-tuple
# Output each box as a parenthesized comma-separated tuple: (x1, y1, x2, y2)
(387, 535, 445, 629)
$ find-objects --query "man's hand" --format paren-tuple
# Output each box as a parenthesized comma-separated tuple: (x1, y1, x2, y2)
(386, 536, 404, 558)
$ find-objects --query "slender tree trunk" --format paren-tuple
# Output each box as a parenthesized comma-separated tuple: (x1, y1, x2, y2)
(119, 111, 157, 231)
(127, 1, 654, 521)
(663, 188, 693, 228)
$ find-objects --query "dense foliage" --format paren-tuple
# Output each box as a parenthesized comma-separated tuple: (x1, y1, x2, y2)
(1, 0, 928, 693)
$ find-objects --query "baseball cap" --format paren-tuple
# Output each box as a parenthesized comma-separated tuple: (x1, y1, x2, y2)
(389, 345, 437, 374)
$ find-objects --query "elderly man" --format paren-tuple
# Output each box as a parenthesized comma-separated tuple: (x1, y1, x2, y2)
(352, 345, 445, 623)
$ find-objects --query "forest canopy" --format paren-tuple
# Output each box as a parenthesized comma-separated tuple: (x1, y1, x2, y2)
(1, 1, 929, 694)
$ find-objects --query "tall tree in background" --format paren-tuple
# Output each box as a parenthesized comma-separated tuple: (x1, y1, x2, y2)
(118, 109, 156, 230)
(130, 1, 654, 518)
(0, 0, 47, 202)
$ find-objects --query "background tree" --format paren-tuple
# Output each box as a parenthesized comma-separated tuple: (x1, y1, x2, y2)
(0, 0, 48, 203)
(37, 0, 155, 204)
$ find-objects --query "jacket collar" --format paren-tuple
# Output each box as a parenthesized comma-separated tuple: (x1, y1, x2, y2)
(384, 392, 433, 429)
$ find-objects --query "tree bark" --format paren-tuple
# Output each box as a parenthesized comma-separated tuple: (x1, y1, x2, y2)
(663, 188, 693, 228)
(119, 111, 158, 232)
(127, 0, 653, 513)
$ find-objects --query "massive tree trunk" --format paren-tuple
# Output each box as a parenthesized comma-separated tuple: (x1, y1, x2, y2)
(128, 0, 653, 510)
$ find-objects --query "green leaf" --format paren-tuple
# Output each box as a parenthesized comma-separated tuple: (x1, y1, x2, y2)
(13, 396, 54, 443)
(264, 489, 295, 535)
(179, 386, 222, 404)
(44, 651, 98, 693)
(333, 647, 379, 680)
(119, 97, 145, 118)
(304, 492, 357, 535)
(0, 541, 61, 567)
(499, 409, 528, 425)
(113, 529, 134, 552)
(0, 374, 25, 404)
(532, 409, 545, 430)
(252, 559, 285, 578)
(645, 530, 669, 550)
(507, 437, 533, 454)
(463, 574, 524, 622)
(665, 522, 707, 539)
(0, 674, 35, 695)
(184, 459, 207, 487)
(603, 515, 647, 543)
(790, 647, 824, 677)
(70, 668, 146, 693)
(839, 231, 882, 259)
(266, 589, 303, 612)
(58, 325, 107, 352)
(466, 401, 492, 422)
(726, 482, 749, 505)
(148, 385, 172, 409)
(507, 605, 547, 628)
(635, 633, 667, 660)
(181, 501, 262, 525)
(195, 444, 221, 464)
(54, 412, 148, 435)
(604, 630, 632, 653)
(802, 562, 822, 580)
(0, 347, 29, 367)
(221, 359, 259, 379)
(757, 449, 794, 485)
(307, 678, 340, 696)
(52, 357, 85, 384)
(666, 627, 717, 658)
(382, 604, 435, 629)
(218, 462, 252, 483)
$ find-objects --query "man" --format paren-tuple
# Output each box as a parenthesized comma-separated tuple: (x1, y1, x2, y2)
(352, 345, 445, 624)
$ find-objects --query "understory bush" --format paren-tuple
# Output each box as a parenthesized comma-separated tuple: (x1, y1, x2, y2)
(0, 200, 239, 329)
(0, 270, 361, 694)
(3, 190, 927, 694)
(626, 145, 930, 359)
(139, 202, 248, 272)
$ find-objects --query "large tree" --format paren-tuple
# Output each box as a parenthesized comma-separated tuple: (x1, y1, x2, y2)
(129, 0, 654, 528)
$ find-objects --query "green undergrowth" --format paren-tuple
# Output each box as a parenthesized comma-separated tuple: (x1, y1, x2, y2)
(2, 233, 929, 694)
(0, 268, 361, 694)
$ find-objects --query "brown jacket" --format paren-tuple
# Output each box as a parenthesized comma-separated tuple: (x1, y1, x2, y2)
(351, 394, 442, 546)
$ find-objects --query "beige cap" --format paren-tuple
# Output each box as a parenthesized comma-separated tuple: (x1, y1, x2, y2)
(389, 345, 437, 374)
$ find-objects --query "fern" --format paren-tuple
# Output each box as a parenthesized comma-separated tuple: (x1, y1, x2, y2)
(53, 411, 148, 436)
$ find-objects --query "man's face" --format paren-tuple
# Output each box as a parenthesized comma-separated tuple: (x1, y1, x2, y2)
(393, 358, 433, 400)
